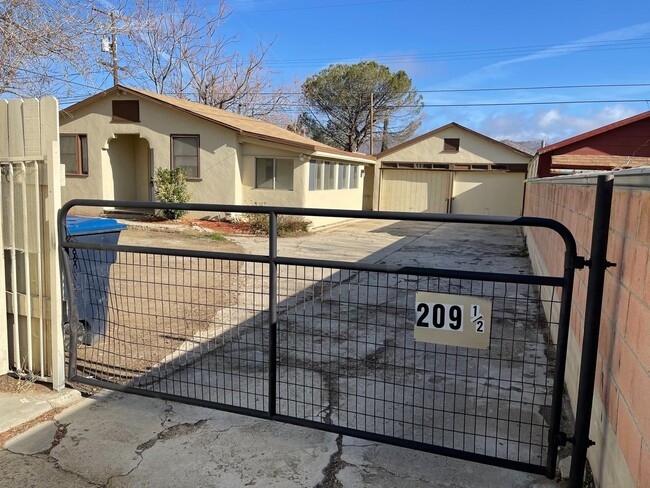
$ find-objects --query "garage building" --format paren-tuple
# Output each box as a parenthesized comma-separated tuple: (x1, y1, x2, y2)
(375, 123, 532, 216)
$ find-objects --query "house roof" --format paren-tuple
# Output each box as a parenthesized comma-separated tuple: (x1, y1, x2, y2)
(539, 109, 650, 155)
(375, 122, 533, 159)
(61, 85, 376, 163)
(500, 140, 542, 156)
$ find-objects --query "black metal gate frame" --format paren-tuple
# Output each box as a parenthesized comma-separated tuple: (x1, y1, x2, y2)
(59, 199, 582, 479)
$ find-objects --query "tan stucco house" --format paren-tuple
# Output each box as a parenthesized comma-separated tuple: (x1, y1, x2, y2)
(374, 123, 532, 216)
(59, 85, 375, 224)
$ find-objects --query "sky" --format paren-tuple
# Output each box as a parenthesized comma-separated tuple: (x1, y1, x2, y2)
(101, 0, 650, 144)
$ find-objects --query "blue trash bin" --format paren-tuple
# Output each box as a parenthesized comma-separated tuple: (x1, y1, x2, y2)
(65, 216, 127, 345)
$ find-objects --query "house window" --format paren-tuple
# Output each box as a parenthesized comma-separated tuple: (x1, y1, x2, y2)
(60, 134, 88, 175)
(112, 100, 140, 122)
(309, 160, 324, 190)
(324, 162, 337, 189)
(350, 166, 359, 189)
(309, 160, 358, 190)
(337, 164, 350, 189)
(171, 135, 200, 178)
(255, 158, 293, 190)
(443, 138, 460, 152)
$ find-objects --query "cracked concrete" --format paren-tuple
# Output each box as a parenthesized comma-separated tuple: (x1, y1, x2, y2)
(0, 220, 569, 486)
(0, 389, 560, 487)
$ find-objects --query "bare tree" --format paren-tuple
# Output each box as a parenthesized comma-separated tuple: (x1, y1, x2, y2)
(120, 0, 288, 119)
(0, 0, 94, 97)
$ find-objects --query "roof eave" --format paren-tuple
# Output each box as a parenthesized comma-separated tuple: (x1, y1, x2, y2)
(539, 109, 650, 154)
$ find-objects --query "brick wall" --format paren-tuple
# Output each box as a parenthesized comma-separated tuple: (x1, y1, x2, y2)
(524, 174, 650, 487)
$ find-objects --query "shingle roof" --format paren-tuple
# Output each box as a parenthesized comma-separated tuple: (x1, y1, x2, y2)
(62, 85, 376, 163)
(499, 140, 542, 156)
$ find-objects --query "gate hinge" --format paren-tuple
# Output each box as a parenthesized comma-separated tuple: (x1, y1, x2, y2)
(573, 256, 586, 269)
(556, 431, 575, 446)
(582, 259, 616, 268)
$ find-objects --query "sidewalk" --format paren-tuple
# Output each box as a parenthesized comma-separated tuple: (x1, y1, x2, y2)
(0, 387, 561, 487)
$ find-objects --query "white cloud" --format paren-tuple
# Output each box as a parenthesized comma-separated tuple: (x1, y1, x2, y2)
(475, 104, 640, 143)
(538, 109, 561, 128)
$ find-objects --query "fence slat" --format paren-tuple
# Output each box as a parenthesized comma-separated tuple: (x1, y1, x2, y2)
(41, 97, 64, 390)
(23, 99, 41, 157)
(20, 162, 33, 371)
(7, 100, 24, 159)
(0, 163, 7, 375)
(0, 100, 8, 159)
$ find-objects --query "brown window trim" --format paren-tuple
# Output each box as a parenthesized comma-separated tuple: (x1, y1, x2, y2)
(111, 100, 140, 123)
(170, 134, 200, 179)
(442, 138, 460, 152)
(60, 133, 89, 176)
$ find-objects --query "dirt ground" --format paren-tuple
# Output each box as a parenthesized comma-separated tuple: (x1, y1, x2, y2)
(71, 228, 248, 382)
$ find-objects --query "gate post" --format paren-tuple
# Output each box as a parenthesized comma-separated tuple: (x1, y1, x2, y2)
(569, 175, 614, 487)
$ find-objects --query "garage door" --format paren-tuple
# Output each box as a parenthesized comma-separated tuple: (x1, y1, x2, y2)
(379, 169, 449, 212)
(451, 172, 525, 216)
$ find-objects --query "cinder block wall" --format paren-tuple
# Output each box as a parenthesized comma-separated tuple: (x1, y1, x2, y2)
(524, 174, 649, 487)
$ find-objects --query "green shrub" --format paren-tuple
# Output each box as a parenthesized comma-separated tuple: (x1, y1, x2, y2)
(245, 213, 311, 237)
(154, 167, 190, 220)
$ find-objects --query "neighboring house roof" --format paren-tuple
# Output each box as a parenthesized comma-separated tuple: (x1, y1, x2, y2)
(500, 140, 543, 156)
(376, 122, 532, 159)
(61, 85, 376, 163)
(539, 109, 650, 155)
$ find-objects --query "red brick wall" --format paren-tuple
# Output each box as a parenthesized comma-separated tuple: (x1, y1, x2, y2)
(525, 179, 650, 486)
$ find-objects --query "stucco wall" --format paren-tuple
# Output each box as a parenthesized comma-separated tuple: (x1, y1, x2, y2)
(379, 126, 530, 165)
(59, 92, 241, 211)
(60, 94, 371, 224)
(524, 173, 650, 487)
(241, 143, 305, 208)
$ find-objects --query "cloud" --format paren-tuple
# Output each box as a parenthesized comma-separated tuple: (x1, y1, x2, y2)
(474, 104, 640, 143)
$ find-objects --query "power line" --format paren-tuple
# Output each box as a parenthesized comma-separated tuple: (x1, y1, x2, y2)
(268, 41, 650, 67)
(160, 81, 650, 97)
(205, 99, 650, 109)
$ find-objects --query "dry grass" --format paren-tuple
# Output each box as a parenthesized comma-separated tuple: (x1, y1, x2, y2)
(73, 252, 243, 382)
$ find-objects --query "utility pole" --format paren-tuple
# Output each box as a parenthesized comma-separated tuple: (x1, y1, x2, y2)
(94, 7, 120, 86)
(369, 92, 374, 155)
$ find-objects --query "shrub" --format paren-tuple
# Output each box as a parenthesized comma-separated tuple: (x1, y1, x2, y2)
(154, 167, 190, 220)
(245, 213, 311, 237)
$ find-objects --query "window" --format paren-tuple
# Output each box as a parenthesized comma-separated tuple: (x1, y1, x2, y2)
(60, 134, 88, 175)
(337, 164, 349, 189)
(350, 165, 359, 189)
(255, 158, 293, 190)
(309, 160, 359, 190)
(112, 100, 140, 122)
(171, 135, 200, 178)
(309, 160, 325, 190)
(443, 138, 460, 152)
(324, 162, 337, 189)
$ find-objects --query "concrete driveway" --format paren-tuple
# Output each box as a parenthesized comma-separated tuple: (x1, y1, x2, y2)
(1, 219, 564, 487)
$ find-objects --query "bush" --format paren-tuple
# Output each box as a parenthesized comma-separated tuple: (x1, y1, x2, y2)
(154, 167, 190, 220)
(245, 213, 311, 237)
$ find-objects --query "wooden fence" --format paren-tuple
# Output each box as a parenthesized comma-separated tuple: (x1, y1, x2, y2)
(0, 97, 65, 390)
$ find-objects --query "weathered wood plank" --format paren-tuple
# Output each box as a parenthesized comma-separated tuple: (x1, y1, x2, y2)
(0, 100, 9, 159)
(41, 97, 65, 389)
(7, 99, 24, 158)
(23, 99, 41, 157)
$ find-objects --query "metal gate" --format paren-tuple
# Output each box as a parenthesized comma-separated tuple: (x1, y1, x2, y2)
(60, 200, 581, 478)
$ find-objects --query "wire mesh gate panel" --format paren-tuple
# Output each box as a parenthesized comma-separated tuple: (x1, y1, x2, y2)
(60, 201, 578, 477)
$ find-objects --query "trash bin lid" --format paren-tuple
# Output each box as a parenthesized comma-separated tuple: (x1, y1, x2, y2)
(66, 216, 127, 236)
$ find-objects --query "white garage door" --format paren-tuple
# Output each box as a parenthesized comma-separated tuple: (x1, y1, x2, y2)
(451, 172, 525, 216)
(379, 169, 449, 213)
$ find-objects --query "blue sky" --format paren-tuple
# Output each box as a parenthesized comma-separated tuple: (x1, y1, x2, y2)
(205, 0, 650, 143)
